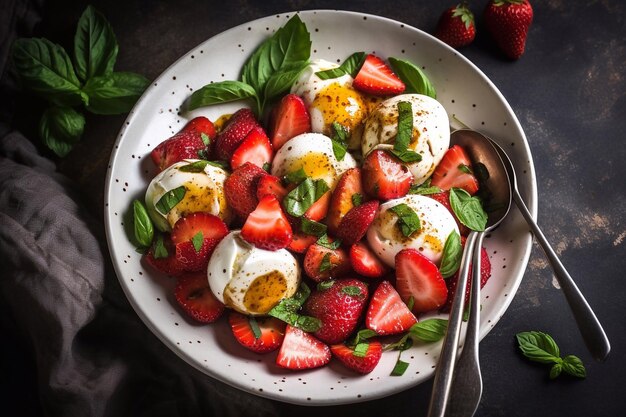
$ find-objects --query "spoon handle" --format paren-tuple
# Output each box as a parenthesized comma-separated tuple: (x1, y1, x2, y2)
(512, 188, 611, 361)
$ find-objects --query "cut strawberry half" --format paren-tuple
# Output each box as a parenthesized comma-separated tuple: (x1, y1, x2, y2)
(241, 195, 293, 251)
(336, 200, 379, 246)
(150, 131, 207, 172)
(395, 249, 448, 314)
(230, 126, 273, 170)
(303, 190, 331, 222)
(269, 93, 311, 151)
(214, 108, 260, 161)
(170, 213, 228, 272)
(225, 162, 268, 219)
(362, 149, 413, 200)
(276, 325, 331, 370)
(353, 54, 405, 96)
(326, 168, 363, 235)
(287, 232, 318, 254)
(228, 311, 286, 353)
(144, 234, 185, 276)
(349, 241, 388, 278)
(366, 280, 418, 335)
(430, 145, 479, 195)
(181, 116, 217, 138)
(174, 271, 224, 323)
(330, 341, 383, 374)
(303, 240, 351, 282)
(256, 174, 289, 202)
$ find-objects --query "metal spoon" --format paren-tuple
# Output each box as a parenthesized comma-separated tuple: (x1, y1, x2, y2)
(488, 138, 611, 362)
(427, 129, 512, 417)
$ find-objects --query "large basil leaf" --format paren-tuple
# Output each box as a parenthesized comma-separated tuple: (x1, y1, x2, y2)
(389, 57, 436, 99)
(73, 5, 119, 82)
(262, 65, 307, 105)
(82, 72, 149, 114)
(187, 80, 258, 111)
(12, 38, 84, 106)
(39, 106, 85, 157)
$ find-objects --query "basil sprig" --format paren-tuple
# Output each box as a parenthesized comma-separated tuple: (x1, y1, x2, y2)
(386, 319, 448, 376)
(388, 57, 436, 99)
(389, 101, 422, 163)
(439, 231, 462, 278)
(268, 283, 321, 332)
(132, 199, 154, 248)
(516, 331, 586, 379)
(11, 6, 149, 156)
(188, 15, 311, 116)
(449, 187, 488, 231)
(315, 51, 366, 80)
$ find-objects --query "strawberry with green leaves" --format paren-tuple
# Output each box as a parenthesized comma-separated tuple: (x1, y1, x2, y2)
(435, 3, 476, 49)
(484, 0, 534, 59)
(228, 312, 286, 353)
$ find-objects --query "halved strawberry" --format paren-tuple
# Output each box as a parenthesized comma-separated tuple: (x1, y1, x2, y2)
(150, 131, 208, 172)
(349, 241, 388, 278)
(256, 174, 289, 202)
(228, 311, 286, 353)
(366, 280, 418, 335)
(362, 149, 413, 200)
(430, 145, 479, 195)
(353, 54, 405, 96)
(330, 341, 383, 374)
(303, 240, 351, 282)
(428, 191, 471, 236)
(174, 271, 224, 323)
(269, 94, 311, 151)
(214, 108, 260, 161)
(241, 195, 293, 251)
(441, 238, 492, 313)
(336, 200, 379, 246)
(181, 116, 217, 138)
(230, 126, 273, 170)
(225, 162, 268, 219)
(326, 168, 363, 235)
(395, 249, 448, 314)
(303, 190, 331, 222)
(144, 234, 185, 276)
(304, 278, 369, 344)
(170, 212, 229, 271)
(276, 325, 331, 370)
(287, 232, 318, 254)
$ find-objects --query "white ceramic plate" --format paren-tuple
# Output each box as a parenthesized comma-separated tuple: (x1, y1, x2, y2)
(104, 10, 537, 406)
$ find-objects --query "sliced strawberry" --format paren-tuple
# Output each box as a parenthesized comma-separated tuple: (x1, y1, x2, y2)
(224, 162, 268, 219)
(330, 341, 383, 374)
(303, 240, 351, 282)
(269, 94, 311, 151)
(430, 145, 479, 195)
(181, 116, 217, 138)
(303, 190, 331, 222)
(362, 149, 413, 200)
(353, 54, 405, 96)
(287, 232, 318, 254)
(256, 174, 289, 202)
(150, 131, 208, 172)
(428, 191, 471, 236)
(366, 280, 418, 335)
(241, 195, 293, 251)
(228, 311, 286, 353)
(395, 249, 448, 314)
(336, 200, 379, 246)
(230, 126, 273, 170)
(276, 325, 331, 370)
(441, 238, 492, 313)
(144, 234, 185, 276)
(349, 241, 388, 278)
(214, 108, 260, 161)
(326, 168, 363, 235)
(174, 271, 224, 323)
(170, 213, 228, 271)
(304, 278, 369, 344)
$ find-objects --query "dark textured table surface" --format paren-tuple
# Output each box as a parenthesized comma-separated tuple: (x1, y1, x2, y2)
(4, 0, 625, 416)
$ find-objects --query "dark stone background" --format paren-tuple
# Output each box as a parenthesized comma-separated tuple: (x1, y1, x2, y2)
(3, 0, 625, 415)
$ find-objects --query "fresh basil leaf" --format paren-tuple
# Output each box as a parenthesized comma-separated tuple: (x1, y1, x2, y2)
(550, 362, 563, 379)
(315, 179, 330, 200)
(330, 123, 348, 161)
(200, 133, 211, 146)
(315, 51, 365, 80)
(342, 286, 363, 297)
(248, 317, 262, 339)
(82, 72, 149, 114)
(262, 65, 307, 104)
(188, 80, 258, 112)
(284, 167, 308, 184)
(317, 280, 335, 291)
(458, 163, 473, 175)
(191, 231, 204, 252)
(391, 355, 410, 376)
(516, 331, 561, 364)
(406, 296, 415, 312)
(352, 193, 363, 207)
(409, 319, 448, 342)
(284, 177, 315, 217)
(206, 160, 229, 170)
(133, 199, 154, 248)
(353, 342, 369, 358)
(409, 181, 442, 195)
(300, 217, 327, 237)
(389, 148, 422, 163)
(319, 252, 332, 273)
(439, 231, 462, 278)
(39, 106, 85, 157)
(315, 67, 346, 80)
(153, 234, 168, 259)
(179, 160, 209, 173)
(331, 138, 347, 161)
(449, 187, 488, 231)
(388, 57, 436, 99)
(316, 234, 341, 249)
(562, 355, 586, 378)
(395, 101, 413, 152)
(73, 5, 118, 82)
(12, 38, 84, 106)
(268, 283, 320, 332)
(390, 203, 421, 237)
(352, 329, 377, 345)
(155, 186, 186, 215)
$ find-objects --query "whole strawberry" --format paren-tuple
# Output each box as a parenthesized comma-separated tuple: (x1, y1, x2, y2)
(435, 3, 476, 48)
(484, 0, 534, 59)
